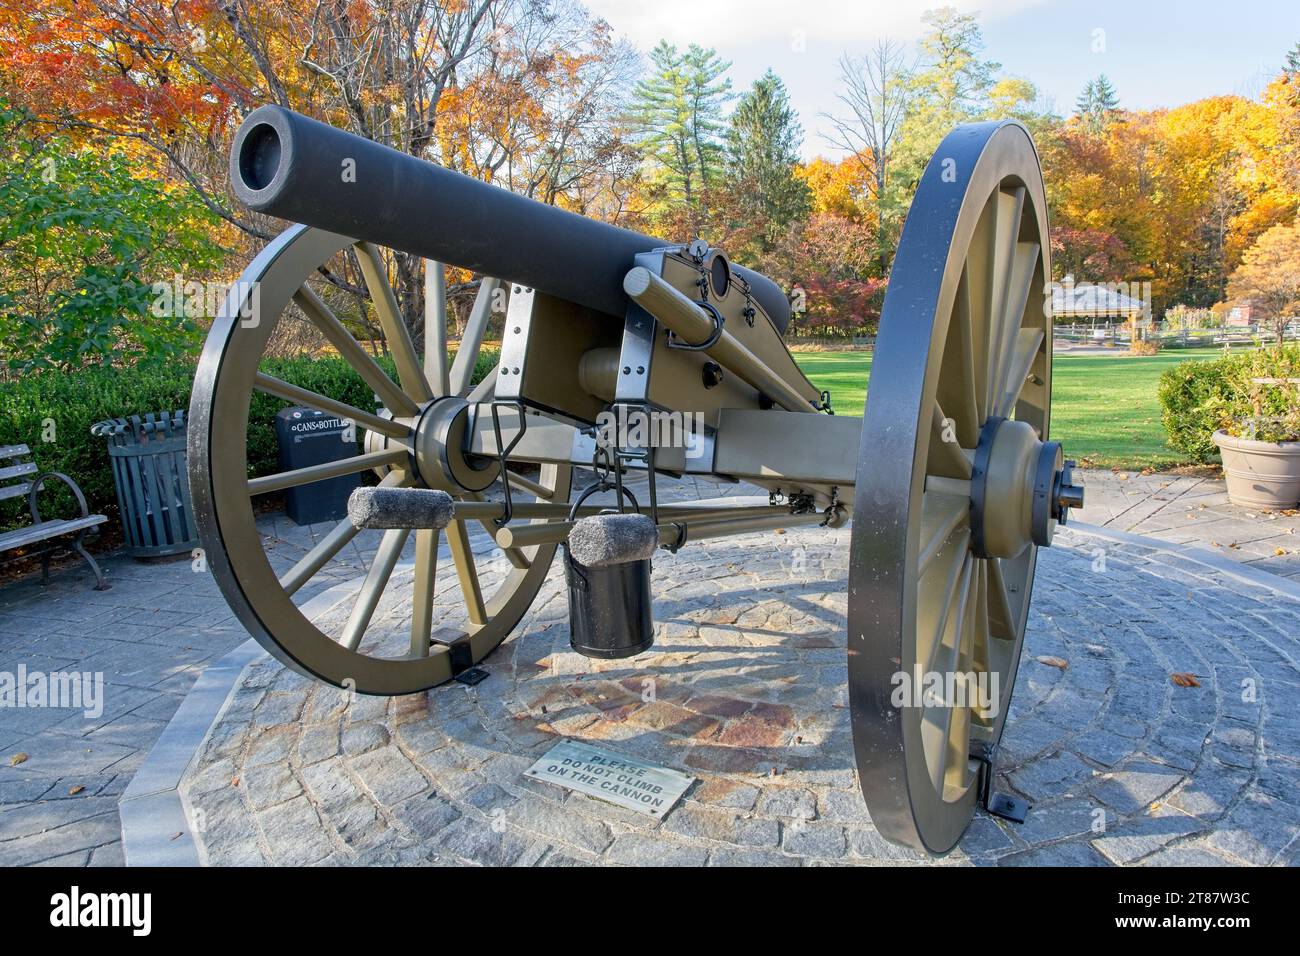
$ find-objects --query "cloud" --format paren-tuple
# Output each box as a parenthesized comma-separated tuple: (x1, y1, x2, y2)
(581, 0, 1048, 50)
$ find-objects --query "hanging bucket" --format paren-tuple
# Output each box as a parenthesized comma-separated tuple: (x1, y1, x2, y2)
(562, 482, 656, 659)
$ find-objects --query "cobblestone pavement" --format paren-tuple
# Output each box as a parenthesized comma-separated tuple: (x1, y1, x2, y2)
(183, 518, 1300, 866)
(1075, 469, 1300, 582)
(2, 468, 1298, 865)
(0, 510, 397, 866)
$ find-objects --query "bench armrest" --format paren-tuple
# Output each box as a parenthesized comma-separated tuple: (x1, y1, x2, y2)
(28, 471, 92, 525)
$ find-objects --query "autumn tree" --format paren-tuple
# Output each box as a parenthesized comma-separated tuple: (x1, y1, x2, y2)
(0, 0, 641, 343)
(723, 70, 809, 254)
(1228, 221, 1300, 343)
(0, 102, 224, 375)
(893, 5, 1000, 184)
(825, 39, 912, 271)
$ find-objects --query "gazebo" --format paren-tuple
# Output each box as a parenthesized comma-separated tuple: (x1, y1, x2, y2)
(1050, 275, 1150, 328)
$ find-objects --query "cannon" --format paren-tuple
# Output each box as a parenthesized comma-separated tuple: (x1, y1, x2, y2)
(190, 105, 1085, 855)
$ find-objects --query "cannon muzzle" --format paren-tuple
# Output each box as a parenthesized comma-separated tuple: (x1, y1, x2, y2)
(229, 105, 792, 333)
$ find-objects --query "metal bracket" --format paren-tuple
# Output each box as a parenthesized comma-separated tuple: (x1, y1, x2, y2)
(972, 745, 1030, 824)
(665, 299, 724, 352)
(454, 667, 489, 686)
(489, 401, 527, 526)
(447, 641, 486, 684)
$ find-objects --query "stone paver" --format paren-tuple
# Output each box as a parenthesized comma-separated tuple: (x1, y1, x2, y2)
(1073, 468, 1300, 581)
(178, 494, 1300, 866)
(0, 510, 427, 865)
(2, 467, 1299, 866)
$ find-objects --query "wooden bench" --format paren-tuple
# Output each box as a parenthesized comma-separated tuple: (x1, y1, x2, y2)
(0, 444, 109, 589)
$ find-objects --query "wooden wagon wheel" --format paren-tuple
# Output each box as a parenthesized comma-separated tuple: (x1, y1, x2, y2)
(189, 225, 571, 696)
(849, 121, 1055, 854)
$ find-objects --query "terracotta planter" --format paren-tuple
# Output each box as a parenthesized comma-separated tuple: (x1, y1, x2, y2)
(1213, 430, 1300, 510)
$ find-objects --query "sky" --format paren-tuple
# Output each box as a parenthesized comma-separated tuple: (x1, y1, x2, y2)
(582, 0, 1300, 159)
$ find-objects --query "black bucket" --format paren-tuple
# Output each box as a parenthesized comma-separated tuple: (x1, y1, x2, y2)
(565, 555, 654, 659)
(562, 481, 654, 659)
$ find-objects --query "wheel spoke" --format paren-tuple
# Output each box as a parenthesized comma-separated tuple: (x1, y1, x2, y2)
(991, 240, 1039, 412)
(963, 200, 996, 423)
(249, 448, 406, 496)
(996, 327, 1045, 421)
(985, 555, 1016, 639)
(424, 259, 450, 396)
(918, 492, 970, 577)
(460, 490, 531, 569)
(506, 468, 554, 501)
(278, 471, 409, 595)
(918, 531, 971, 678)
(928, 402, 973, 480)
(355, 241, 433, 403)
(445, 519, 487, 626)
(985, 189, 1025, 414)
(280, 517, 359, 596)
(254, 372, 411, 439)
(922, 555, 973, 792)
(969, 561, 1001, 729)
(450, 278, 502, 397)
(293, 285, 420, 418)
(409, 529, 439, 656)
(937, 271, 980, 446)
(342, 528, 410, 652)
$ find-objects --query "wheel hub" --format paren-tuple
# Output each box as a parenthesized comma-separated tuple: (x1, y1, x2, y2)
(971, 418, 1085, 558)
(410, 396, 500, 493)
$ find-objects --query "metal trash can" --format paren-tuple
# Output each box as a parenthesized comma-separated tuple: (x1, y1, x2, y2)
(273, 407, 362, 525)
(91, 411, 197, 558)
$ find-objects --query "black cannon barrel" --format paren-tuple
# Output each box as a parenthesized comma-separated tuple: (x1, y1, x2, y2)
(230, 106, 792, 334)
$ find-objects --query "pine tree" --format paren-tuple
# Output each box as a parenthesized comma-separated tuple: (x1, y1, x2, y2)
(1076, 74, 1120, 132)
(724, 70, 810, 252)
(629, 41, 732, 216)
(1285, 41, 1300, 76)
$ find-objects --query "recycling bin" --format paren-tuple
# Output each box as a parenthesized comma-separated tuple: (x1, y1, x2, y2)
(273, 407, 362, 525)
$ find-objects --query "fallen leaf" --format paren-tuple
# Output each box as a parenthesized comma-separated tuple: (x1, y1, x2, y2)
(68, 785, 84, 795)
(170, 832, 182, 841)
(231, 776, 240, 787)
(9, 753, 27, 767)
(1275, 548, 1288, 556)
(1170, 673, 1201, 687)
(1037, 656, 1069, 670)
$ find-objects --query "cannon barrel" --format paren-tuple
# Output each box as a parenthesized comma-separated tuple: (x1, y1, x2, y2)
(229, 105, 792, 334)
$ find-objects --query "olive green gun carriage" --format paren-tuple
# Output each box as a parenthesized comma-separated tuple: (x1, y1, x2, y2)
(190, 106, 1085, 855)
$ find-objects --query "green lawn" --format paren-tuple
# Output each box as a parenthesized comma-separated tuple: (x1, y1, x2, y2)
(794, 347, 1223, 471)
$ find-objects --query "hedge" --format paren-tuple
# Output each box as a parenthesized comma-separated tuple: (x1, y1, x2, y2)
(1156, 356, 1235, 463)
(0, 348, 499, 536)
(1157, 344, 1300, 462)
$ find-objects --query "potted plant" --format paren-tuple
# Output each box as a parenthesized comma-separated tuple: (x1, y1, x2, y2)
(1212, 345, 1300, 510)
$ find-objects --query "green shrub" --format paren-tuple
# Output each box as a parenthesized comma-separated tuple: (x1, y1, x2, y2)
(1158, 345, 1300, 462)
(0, 348, 499, 535)
(0, 102, 225, 375)
(1219, 345, 1300, 444)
